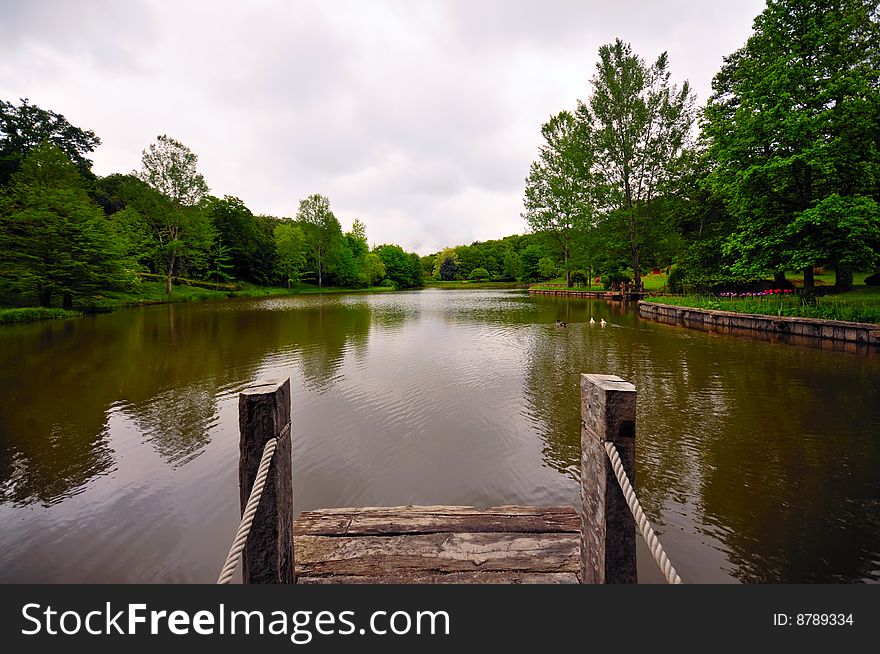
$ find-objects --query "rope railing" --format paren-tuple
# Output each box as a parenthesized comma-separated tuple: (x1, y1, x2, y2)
(604, 441, 683, 585)
(217, 422, 290, 584)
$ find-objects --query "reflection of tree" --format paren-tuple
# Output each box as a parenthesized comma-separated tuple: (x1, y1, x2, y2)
(0, 295, 377, 505)
(522, 295, 880, 582)
(283, 298, 372, 391)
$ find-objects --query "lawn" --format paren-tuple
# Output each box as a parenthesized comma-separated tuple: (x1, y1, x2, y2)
(645, 287, 880, 324)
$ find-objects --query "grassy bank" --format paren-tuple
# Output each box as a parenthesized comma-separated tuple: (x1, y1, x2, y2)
(0, 307, 82, 325)
(0, 281, 399, 325)
(645, 286, 880, 325)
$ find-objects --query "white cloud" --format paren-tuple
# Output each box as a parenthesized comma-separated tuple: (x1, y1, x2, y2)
(0, 0, 764, 253)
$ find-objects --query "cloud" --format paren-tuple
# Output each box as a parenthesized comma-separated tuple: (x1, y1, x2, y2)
(0, 0, 764, 254)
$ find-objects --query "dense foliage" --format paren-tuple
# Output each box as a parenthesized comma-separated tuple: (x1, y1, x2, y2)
(0, 100, 422, 309)
(521, 1, 880, 291)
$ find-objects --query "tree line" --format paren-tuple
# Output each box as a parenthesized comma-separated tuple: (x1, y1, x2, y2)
(521, 0, 880, 292)
(0, 104, 422, 309)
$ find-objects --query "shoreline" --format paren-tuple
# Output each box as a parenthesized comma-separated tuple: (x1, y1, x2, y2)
(639, 300, 880, 350)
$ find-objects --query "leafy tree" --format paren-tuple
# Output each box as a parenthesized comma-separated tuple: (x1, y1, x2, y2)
(519, 244, 545, 282)
(0, 98, 101, 184)
(203, 195, 273, 283)
(432, 247, 459, 280)
(207, 240, 234, 284)
(582, 39, 695, 290)
(274, 222, 307, 287)
(468, 267, 490, 281)
(537, 257, 557, 279)
(523, 110, 593, 287)
(501, 248, 520, 280)
(360, 252, 386, 287)
(0, 144, 129, 307)
(296, 194, 341, 287)
(375, 244, 423, 288)
(438, 256, 460, 281)
(704, 0, 880, 290)
(137, 135, 211, 294)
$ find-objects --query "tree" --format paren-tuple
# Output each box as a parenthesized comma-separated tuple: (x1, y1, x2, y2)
(375, 244, 423, 288)
(519, 244, 545, 282)
(0, 98, 101, 185)
(583, 39, 695, 290)
(137, 135, 210, 294)
(296, 194, 341, 287)
(207, 240, 234, 284)
(274, 222, 307, 287)
(537, 257, 557, 279)
(360, 252, 386, 287)
(523, 110, 593, 287)
(468, 267, 490, 281)
(0, 144, 129, 307)
(432, 247, 460, 280)
(201, 196, 277, 284)
(704, 0, 880, 291)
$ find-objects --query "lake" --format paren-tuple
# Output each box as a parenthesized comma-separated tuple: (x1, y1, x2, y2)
(1, 289, 878, 583)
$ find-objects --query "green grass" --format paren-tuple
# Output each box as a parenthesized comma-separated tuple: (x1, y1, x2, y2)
(646, 288, 880, 324)
(0, 307, 81, 325)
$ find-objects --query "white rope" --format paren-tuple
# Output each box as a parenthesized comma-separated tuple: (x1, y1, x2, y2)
(216, 422, 289, 584)
(604, 441, 683, 584)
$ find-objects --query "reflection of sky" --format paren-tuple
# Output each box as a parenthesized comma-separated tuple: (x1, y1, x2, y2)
(0, 291, 878, 582)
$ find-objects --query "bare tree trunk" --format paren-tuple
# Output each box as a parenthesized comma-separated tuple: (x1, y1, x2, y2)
(62, 293, 73, 310)
(774, 271, 787, 287)
(38, 288, 51, 308)
(835, 263, 853, 292)
(802, 265, 815, 292)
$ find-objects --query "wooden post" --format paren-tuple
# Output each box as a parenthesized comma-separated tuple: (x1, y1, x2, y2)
(580, 374, 637, 583)
(239, 378, 294, 584)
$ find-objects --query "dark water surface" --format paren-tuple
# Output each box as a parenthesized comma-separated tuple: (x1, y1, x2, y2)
(0, 289, 878, 583)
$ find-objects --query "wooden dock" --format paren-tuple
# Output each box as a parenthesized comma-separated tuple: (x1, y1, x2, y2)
(227, 374, 641, 585)
(293, 505, 581, 584)
(528, 288, 646, 301)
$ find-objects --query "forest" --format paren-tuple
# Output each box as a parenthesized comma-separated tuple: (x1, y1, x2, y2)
(0, 112, 424, 315)
(1, 0, 879, 320)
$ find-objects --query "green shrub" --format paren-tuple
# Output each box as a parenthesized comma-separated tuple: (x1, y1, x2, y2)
(601, 271, 629, 290)
(570, 270, 589, 286)
(468, 267, 490, 281)
(379, 278, 398, 289)
(667, 266, 686, 294)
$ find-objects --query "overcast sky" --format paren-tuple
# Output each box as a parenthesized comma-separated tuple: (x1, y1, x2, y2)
(0, 0, 765, 254)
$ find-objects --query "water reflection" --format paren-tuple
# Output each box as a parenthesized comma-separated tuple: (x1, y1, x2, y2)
(0, 290, 877, 583)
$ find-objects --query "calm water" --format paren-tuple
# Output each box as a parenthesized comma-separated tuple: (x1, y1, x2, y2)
(0, 289, 878, 583)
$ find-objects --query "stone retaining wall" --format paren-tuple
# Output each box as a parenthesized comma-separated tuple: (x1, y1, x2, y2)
(638, 301, 880, 348)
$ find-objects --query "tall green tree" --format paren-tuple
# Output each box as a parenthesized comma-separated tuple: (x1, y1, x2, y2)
(137, 135, 210, 294)
(360, 252, 386, 287)
(704, 0, 880, 290)
(274, 222, 307, 287)
(0, 144, 129, 307)
(583, 39, 695, 289)
(523, 110, 594, 287)
(203, 195, 276, 283)
(0, 98, 101, 185)
(296, 194, 341, 287)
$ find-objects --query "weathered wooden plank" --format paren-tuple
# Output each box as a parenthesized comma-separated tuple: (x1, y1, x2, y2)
(295, 532, 580, 577)
(297, 572, 579, 584)
(294, 505, 580, 536)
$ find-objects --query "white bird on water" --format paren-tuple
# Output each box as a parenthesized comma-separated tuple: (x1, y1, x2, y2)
(589, 317, 595, 325)
(600, 318, 607, 327)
